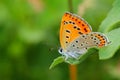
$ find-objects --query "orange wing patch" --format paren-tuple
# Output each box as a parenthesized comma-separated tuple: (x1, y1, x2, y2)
(94, 34, 107, 47)
(60, 12, 92, 50)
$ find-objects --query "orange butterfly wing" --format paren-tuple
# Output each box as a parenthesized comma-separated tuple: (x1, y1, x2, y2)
(60, 12, 92, 50)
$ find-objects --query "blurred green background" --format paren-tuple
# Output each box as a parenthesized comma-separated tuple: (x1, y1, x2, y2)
(0, 0, 120, 80)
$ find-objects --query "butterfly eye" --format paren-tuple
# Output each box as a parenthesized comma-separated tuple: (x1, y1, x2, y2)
(58, 48, 63, 53)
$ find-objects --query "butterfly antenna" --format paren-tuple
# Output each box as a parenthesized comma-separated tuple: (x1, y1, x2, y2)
(49, 46, 60, 52)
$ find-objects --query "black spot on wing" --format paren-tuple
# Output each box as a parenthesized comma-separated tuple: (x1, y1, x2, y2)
(81, 44, 83, 46)
(66, 41, 68, 43)
(66, 30, 70, 33)
(78, 32, 83, 35)
(77, 28, 80, 30)
(66, 36, 69, 38)
(73, 45, 75, 47)
(91, 37, 93, 39)
(84, 28, 88, 32)
(82, 24, 85, 26)
(82, 35, 85, 38)
(76, 41, 78, 43)
(72, 22, 75, 24)
(77, 47, 79, 49)
(69, 21, 72, 24)
(73, 26, 77, 29)
(78, 21, 81, 23)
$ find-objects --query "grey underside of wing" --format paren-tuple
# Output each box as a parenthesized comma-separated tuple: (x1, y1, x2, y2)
(66, 32, 100, 54)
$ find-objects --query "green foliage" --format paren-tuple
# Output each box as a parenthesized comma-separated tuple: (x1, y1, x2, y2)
(50, 48, 97, 68)
(0, 0, 120, 80)
(99, 0, 120, 59)
(99, 0, 120, 32)
(51, 0, 120, 69)
(99, 28, 120, 59)
(49, 56, 64, 69)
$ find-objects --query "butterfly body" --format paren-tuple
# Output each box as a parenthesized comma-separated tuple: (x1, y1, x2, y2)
(59, 12, 110, 60)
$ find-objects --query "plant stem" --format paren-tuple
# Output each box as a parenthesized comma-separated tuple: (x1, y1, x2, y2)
(69, 65, 77, 80)
(68, 0, 77, 80)
(68, 0, 73, 13)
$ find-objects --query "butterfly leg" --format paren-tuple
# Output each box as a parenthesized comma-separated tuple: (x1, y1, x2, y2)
(64, 54, 69, 60)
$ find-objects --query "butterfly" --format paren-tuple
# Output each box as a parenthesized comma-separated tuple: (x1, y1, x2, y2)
(58, 12, 110, 60)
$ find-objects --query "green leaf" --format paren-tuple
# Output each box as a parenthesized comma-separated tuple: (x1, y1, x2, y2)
(50, 48, 97, 69)
(78, 48, 98, 63)
(99, 28, 120, 59)
(98, 0, 120, 32)
(98, 0, 120, 59)
(49, 56, 64, 69)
